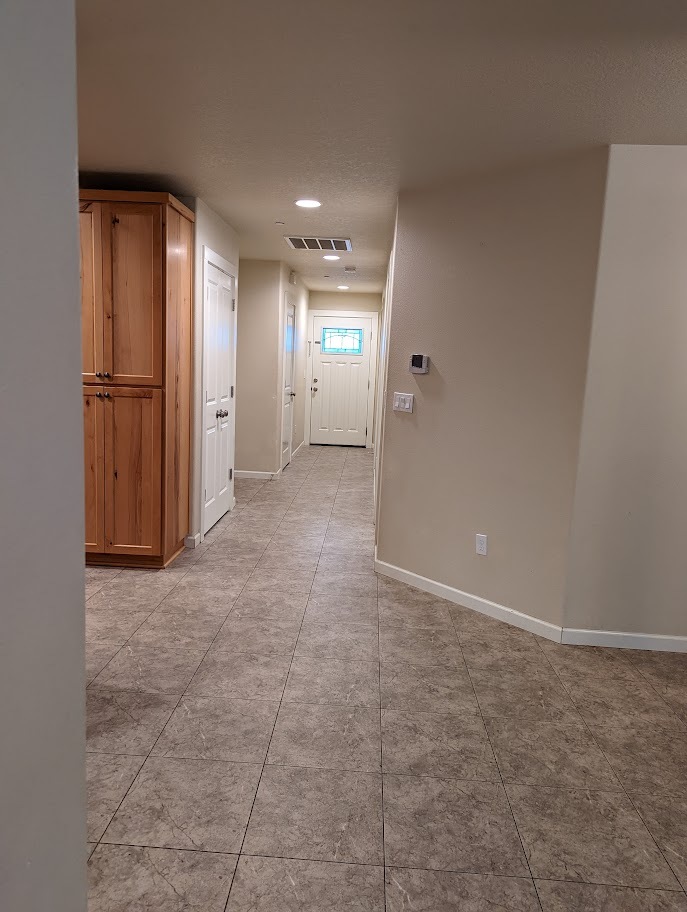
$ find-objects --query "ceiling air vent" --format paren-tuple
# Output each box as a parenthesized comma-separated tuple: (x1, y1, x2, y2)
(285, 236, 353, 252)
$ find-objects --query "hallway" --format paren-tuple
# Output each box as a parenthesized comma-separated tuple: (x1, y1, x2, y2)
(86, 446, 687, 911)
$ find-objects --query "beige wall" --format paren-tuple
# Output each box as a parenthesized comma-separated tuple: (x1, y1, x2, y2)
(564, 145, 687, 636)
(236, 261, 308, 473)
(377, 149, 608, 626)
(190, 199, 240, 536)
(310, 291, 382, 312)
(236, 260, 282, 473)
(1, 0, 87, 907)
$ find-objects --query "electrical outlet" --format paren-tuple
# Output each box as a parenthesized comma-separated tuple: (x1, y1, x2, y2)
(476, 533, 488, 556)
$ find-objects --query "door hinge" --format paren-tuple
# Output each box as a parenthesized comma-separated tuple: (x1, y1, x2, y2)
(229, 468, 233, 481)
(232, 299, 236, 311)
(231, 385, 234, 398)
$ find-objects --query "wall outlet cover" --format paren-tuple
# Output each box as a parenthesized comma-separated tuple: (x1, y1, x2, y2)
(476, 533, 488, 556)
(393, 392, 414, 413)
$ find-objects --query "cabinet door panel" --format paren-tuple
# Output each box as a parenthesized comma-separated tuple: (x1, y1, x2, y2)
(84, 387, 105, 552)
(102, 203, 163, 386)
(104, 387, 162, 555)
(80, 203, 103, 383)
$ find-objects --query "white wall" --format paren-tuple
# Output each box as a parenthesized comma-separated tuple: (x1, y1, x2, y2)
(0, 1, 86, 909)
(564, 145, 687, 638)
(377, 150, 608, 627)
(189, 199, 240, 538)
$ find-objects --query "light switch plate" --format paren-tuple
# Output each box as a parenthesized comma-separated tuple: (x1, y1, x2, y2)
(393, 392, 414, 413)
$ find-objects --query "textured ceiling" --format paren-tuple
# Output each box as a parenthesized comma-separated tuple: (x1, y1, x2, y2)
(76, 0, 687, 292)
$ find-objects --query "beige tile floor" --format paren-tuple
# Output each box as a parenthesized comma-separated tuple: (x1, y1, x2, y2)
(85, 445, 687, 911)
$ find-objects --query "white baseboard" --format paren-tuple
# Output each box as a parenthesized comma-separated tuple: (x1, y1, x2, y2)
(184, 533, 201, 549)
(235, 470, 280, 480)
(374, 555, 687, 652)
(562, 628, 687, 653)
(374, 555, 562, 643)
(292, 441, 306, 459)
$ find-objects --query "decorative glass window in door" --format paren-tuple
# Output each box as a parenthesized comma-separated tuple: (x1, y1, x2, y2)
(320, 327, 364, 355)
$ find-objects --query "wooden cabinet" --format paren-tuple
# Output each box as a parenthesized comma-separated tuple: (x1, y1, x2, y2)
(81, 191, 194, 568)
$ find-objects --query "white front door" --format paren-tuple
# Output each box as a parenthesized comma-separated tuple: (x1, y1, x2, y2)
(310, 315, 372, 446)
(281, 298, 296, 469)
(203, 260, 235, 533)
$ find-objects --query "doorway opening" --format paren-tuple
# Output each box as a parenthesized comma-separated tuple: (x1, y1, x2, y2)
(281, 293, 297, 470)
(305, 310, 379, 448)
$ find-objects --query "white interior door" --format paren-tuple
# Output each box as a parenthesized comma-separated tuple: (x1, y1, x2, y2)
(203, 260, 235, 533)
(310, 315, 372, 446)
(281, 298, 296, 469)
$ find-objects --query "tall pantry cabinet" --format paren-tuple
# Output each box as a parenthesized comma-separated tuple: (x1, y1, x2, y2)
(80, 190, 194, 568)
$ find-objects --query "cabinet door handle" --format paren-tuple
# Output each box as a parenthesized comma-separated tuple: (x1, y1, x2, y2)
(103, 372, 112, 379)
(104, 392, 112, 399)
(95, 371, 103, 378)
(95, 392, 103, 398)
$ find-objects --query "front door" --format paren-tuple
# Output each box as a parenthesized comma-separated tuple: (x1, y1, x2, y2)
(203, 260, 235, 534)
(310, 315, 372, 446)
(281, 298, 296, 469)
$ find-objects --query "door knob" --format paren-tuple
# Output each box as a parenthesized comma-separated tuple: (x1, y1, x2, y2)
(312, 387, 318, 392)
(103, 371, 112, 379)
(313, 378, 318, 382)
(95, 371, 103, 378)
(104, 392, 112, 399)
(290, 392, 296, 398)
(95, 392, 103, 398)
(216, 409, 229, 418)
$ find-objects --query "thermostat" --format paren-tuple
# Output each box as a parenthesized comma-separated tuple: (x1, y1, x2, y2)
(409, 354, 430, 374)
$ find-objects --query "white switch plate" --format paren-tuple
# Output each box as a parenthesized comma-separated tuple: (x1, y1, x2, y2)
(476, 533, 488, 556)
(393, 392, 414, 413)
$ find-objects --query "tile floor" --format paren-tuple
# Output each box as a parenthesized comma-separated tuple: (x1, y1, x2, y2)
(85, 445, 687, 911)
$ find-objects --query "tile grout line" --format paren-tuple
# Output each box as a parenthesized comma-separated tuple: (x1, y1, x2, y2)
(540, 648, 687, 897)
(223, 446, 346, 911)
(89, 473, 283, 872)
(449, 613, 545, 911)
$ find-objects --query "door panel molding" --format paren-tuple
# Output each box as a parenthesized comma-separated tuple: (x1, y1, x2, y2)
(79, 202, 104, 384)
(101, 202, 163, 386)
(83, 386, 105, 552)
(305, 310, 379, 448)
(104, 386, 162, 554)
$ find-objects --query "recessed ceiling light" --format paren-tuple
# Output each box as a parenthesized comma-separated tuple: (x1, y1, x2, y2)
(295, 199, 321, 208)
(323, 255, 340, 261)
(337, 285, 349, 290)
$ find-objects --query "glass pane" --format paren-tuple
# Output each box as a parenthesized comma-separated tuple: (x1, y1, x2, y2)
(321, 327, 364, 355)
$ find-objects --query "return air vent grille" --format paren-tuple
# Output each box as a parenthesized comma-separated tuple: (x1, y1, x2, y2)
(285, 236, 353, 252)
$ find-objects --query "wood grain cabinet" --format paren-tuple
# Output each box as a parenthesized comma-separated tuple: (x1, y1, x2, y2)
(80, 191, 194, 568)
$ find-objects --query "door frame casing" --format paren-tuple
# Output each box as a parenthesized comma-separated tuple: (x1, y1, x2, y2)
(199, 245, 238, 542)
(305, 309, 379, 449)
